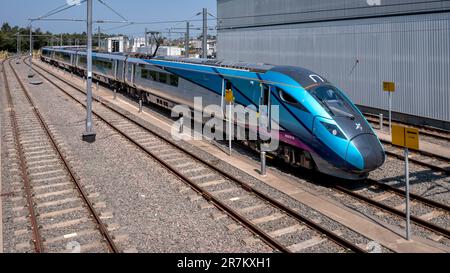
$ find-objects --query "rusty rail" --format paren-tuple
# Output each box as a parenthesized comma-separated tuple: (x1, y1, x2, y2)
(333, 183, 450, 240)
(2, 58, 44, 252)
(382, 146, 449, 175)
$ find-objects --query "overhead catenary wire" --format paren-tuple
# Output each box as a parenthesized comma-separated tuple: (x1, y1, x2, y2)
(25, 3, 217, 44)
(36, 0, 88, 20)
(102, 18, 216, 32)
(97, 0, 128, 22)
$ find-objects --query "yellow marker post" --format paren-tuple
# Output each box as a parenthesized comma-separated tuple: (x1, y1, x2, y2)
(383, 81, 395, 92)
(225, 88, 234, 156)
(383, 81, 396, 134)
(225, 88, 234, 104)
(392, 124, 420, 241)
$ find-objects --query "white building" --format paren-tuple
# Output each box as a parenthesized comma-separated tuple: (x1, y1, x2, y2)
(130, 37, 146, 53)
(104, 36, 129, 53)
(190, 39, 217, 58)
(207, 40, 217, 58)
(136, 45, 183, 57)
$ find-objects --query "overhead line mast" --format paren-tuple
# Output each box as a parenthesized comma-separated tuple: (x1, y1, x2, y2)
(82, 0, 96, 143)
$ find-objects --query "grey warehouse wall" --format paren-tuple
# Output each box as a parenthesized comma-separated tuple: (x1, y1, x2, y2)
(217, 12, 450, 123)
(217, 0, 450, 29)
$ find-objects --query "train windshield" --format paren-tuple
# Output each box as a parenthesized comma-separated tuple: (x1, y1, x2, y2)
(308, 85, 358, 119)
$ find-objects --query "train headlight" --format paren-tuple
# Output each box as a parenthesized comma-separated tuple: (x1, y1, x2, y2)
(320, 122, 346, 139)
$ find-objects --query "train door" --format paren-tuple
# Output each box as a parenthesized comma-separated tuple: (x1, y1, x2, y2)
(260, 83, 272, 132)
(131, 63, 136, 85)
(126, 61, 135, 85)
(113, 60, 118, 80)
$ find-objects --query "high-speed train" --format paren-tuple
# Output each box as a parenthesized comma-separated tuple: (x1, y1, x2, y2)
(40, 46, 385, 180)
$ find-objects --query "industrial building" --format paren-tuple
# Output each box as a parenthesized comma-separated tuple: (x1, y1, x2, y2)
(217, 0, 450, 128)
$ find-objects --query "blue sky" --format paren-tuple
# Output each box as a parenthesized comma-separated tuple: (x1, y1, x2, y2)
(1, 0, 217, 37)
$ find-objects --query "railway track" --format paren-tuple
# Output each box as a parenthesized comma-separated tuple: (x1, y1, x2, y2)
(330, 178, 450, 242)
(27, 58, 367, 253)
(230, 136, 450, 244)
(364, 114, 449, 175)
(364, 113, 450, 142)
(2, 58, 118, 253)
(383, 143, 449, 175)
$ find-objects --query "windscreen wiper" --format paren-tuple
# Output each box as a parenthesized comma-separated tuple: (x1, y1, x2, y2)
(316, 97, 335, 116)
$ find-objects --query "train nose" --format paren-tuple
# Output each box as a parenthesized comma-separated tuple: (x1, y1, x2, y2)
(347, 134, 385, 171)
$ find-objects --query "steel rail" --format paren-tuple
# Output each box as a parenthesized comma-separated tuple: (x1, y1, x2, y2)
(2, 58, 44, 252)
(9, 58, 119, 253)
(382, 144, 449, 175)
(28, 58, 366, 253)
(363, 112, 450, 141)
(366, 178, 450, 213)
(332, 184, 450, 239)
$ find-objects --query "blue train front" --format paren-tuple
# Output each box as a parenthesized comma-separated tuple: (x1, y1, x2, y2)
(268, 66, 386, 180)
(41, 47, 386, 180)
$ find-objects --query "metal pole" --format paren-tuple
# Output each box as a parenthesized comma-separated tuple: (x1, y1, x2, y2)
(145, 28, 148, 55)
(389, 92, 392, 134)
(28, 22, 34, 78)
(82, 0, 96, 143)
(202, 8, 207, 59)
(60, 33, 63, 46)
(379, 113, 383, 130)
(221, 79, 225, 115)
(228, 101, 232, 156)
(260, 150, 267, 176)
(185, 21, 190, 57)
(98, 26, 101, 49)
(405, 147, 411, 240)
(17, 33, 19, 54)
(168, 28, 172, 56)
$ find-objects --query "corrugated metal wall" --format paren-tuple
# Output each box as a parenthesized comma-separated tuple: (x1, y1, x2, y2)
(218, 0, 450, 29)
(217, 10, 450, 122)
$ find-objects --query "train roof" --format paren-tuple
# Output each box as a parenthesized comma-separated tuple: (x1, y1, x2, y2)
(153, 56, 275, 73)
(43, 47, 274, 73)
(42, 47, 328, 86)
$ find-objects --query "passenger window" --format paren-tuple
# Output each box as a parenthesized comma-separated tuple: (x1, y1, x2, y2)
(150, 71, 158, 81)
(159, 73, 167, 84)
(141, 69, 148, 79)
(170, 75, 178, 87)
